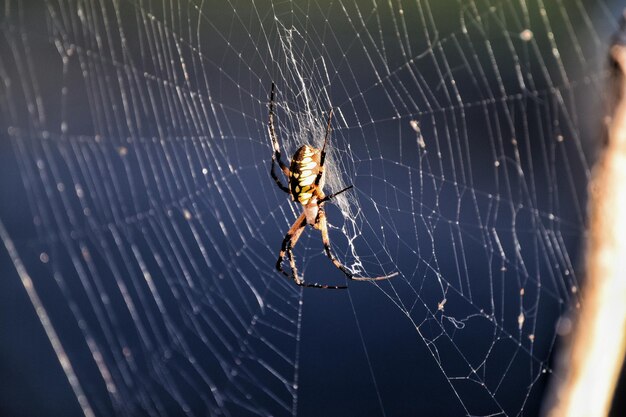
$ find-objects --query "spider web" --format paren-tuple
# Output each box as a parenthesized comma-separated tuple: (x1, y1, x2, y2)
(0, 0, 619, 416)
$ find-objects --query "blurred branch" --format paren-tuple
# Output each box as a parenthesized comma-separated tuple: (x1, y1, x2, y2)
(543, 10, 626, 417)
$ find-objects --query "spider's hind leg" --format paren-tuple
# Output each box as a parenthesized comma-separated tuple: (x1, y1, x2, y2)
(313, 107, 334, 188)
(268, 83, 290, 177)
(270, 162, 290, 193)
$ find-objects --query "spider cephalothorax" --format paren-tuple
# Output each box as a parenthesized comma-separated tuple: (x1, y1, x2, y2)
(268, 82, 397, 289)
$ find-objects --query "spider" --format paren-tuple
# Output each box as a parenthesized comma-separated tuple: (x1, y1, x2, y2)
(268, 82, 398, 289)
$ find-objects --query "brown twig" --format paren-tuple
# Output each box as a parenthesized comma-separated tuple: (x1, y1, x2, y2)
(543, 11, 626, 417)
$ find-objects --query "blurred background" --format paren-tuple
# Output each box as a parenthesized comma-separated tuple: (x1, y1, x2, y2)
(0, 0, 623, 416)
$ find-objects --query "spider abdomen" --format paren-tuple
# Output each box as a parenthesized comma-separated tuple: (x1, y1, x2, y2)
(289, 145, 322, 205)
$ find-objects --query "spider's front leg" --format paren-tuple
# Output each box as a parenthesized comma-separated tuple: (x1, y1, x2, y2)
(276, 212, 347, 290)
(316, 205, 398, 282)
(316, 206, 354, 277)
(276, 213, 306, 281)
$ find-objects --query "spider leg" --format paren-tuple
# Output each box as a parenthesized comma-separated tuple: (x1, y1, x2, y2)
(314, 107, 333, 187)
(317, 207, 398, 282)
(268, 83, 291, 193)
(276, 212, 347, 290)
(276, 213, 306, 278)
(318, 184, 353, 204)
(271, 163, 290, 193)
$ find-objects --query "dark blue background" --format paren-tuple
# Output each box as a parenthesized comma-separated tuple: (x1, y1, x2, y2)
(1, 1, 622, 416)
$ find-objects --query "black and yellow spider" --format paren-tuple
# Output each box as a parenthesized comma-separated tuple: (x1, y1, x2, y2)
(268, 82, 398, 289)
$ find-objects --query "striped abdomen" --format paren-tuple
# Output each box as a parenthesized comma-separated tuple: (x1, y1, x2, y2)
(289, 145, 321, 205)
